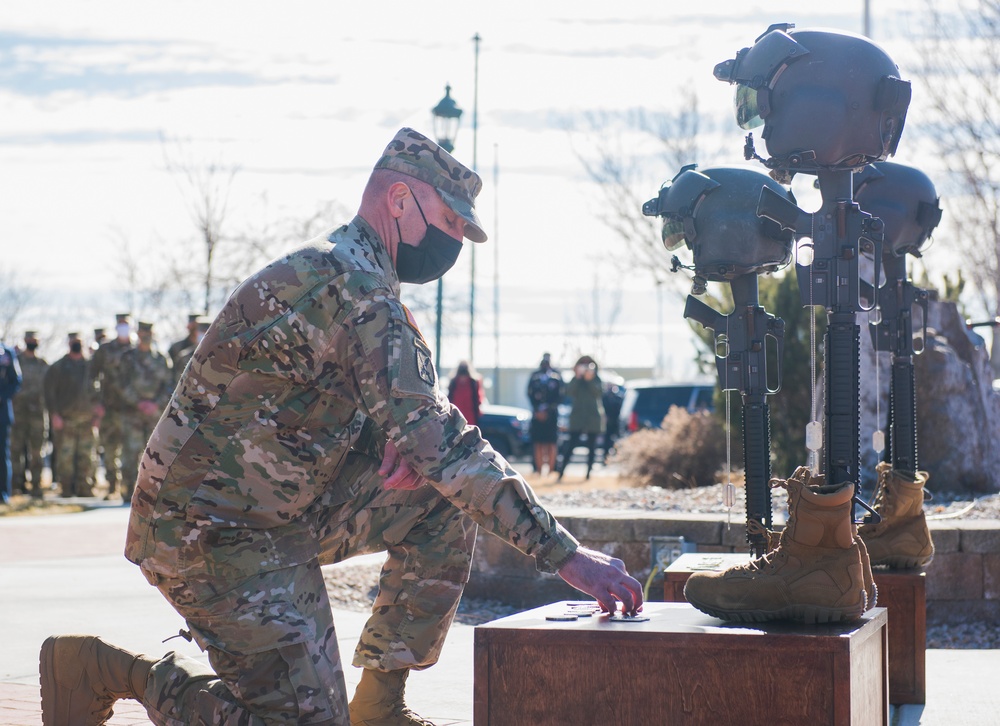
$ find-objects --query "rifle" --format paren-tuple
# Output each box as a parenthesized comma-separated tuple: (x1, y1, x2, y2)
(868, 254, 929, 478)
(758, 170, 884, 524)
(684, 274, 784, 556)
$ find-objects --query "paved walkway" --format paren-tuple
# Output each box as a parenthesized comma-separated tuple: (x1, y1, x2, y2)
(2, 504, 998, 724)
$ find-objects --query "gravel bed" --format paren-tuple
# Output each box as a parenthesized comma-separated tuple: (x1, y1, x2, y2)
(323, 481, 1000, 648)
(536, 481, 1000, 522)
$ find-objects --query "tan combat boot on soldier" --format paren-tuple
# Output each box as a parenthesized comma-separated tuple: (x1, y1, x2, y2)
(39, 635, 153, 726)
(685, 466, 871, 624)
(349, 668, 436, 726)
(858, 461, 934, 568)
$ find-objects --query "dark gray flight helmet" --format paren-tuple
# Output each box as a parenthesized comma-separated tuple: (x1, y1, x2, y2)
(853, 162, 942, 257)
(715, 24, 911, 174)
(644, 165, 795, 281)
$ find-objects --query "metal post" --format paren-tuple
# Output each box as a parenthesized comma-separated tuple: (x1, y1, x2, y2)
(492, 142, 500, 401)
(469, 32, 480, 364)
(434, 279, 443, 373)
(430, 84, 463, 374)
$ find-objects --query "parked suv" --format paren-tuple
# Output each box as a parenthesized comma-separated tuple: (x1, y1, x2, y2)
(478, 403, 532, 460)
(619, 380, 715, 433)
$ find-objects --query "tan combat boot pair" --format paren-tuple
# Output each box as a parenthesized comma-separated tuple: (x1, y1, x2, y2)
(858, 461, 935, 569)
(685, 466, 873, 624)
(39, 635, 154, 725)
(350, 667, 437, 726)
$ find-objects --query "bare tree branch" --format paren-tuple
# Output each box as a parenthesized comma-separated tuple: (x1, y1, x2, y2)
(0, 265, 34, 342)
(913, 1, 1000, 372)
(161, 135, 240, 314)
(571, 89, 721, 290)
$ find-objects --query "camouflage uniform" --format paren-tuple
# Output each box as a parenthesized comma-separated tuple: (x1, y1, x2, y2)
(44, 352, 97, 497)
(92, 335, 134, 495)
(11, 350, 48, 495)
(126, 133, 576, 725)
(118, 340, 173, 501)
(170, 317, 211, 382)
(167, 328, 196, 383)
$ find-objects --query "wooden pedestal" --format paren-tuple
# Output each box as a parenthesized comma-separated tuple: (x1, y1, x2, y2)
(474, 601, 888, 726)
(870, 567, 926, 704)
(664, 553, 926, 704)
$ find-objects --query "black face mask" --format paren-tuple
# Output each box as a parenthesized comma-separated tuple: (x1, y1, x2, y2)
(394, 193, 463, 285)
(69, 341, 82, 354)
(25, 342, 38, 352)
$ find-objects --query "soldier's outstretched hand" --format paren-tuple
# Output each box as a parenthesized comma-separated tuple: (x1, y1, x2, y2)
(379, 439, 429, 490)
(557, 546, 644, 616)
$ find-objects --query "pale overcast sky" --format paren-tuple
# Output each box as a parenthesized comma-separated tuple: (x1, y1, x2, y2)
(1, 0, 948, 376)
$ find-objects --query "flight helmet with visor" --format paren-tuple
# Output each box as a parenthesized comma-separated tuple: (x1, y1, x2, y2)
(714, 24, 912, 175)
(643, 165, 795, 282)
(853, 162, 942, 258)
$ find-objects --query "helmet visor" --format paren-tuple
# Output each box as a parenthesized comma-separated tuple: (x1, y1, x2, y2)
(661, 218, 687, 250)
(735, 84, 765, 130)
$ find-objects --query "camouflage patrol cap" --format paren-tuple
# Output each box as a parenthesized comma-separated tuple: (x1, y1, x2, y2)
(67, 332, 80, 340)
(93, 327, 105, 336)
(137, 321, 154, 333)
(115, 313, 132, 323)
(374, 127, 487, 243)
(24, 330, 38, 341)
(187, 313, 201, 324)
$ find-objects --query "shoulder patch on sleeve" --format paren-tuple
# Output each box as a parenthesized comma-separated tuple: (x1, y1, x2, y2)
(393, 317, 438, 397)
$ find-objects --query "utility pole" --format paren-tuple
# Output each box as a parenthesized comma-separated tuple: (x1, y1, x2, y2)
(469, 32, 481, 364)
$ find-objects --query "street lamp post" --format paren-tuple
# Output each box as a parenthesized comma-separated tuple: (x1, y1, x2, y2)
(431, 85, 464, 373)
(431, 84, 463, 154)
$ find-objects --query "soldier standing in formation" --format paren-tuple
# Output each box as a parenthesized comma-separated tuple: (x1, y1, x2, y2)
(171, 316, 210, 378)
(117, 322, 173, 503)
(91, 328, 107, 355)
(91, 314, 134, 500)
(167, 313, 200, 380)
(11, 331, 48, 499)
(0, 340, 22, 504)
(43, 333, 98, 497)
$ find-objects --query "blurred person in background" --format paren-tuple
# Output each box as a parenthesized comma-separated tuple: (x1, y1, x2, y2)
(44, 333, 98, 497)
(557, 355, 604, 481)
(447, 360, 483, 426)
(11, 331, 47, 498)
(0, 339, 22, 503)
(117, 322, 173, 503)
(526, 352, 562, 476)
(91, 313, 134, 500)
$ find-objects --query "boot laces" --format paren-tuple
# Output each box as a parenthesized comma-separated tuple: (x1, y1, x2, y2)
(869, 471, 890, 512)
(864, 469, 897, 532)
(735, 478, 792, 573)
(381, 678, 435, 725)
(737, 530, 789, 574)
